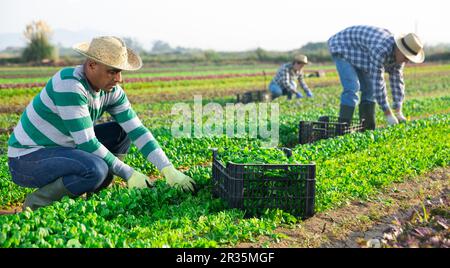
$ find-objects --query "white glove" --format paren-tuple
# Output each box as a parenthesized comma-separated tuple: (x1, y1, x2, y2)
(127, 171, 153, 189)
(395, 111, 407, 123)
(386, 114, 399, 125)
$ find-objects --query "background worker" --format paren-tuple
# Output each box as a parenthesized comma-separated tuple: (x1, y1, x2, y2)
(328, 25, 425, 129)
(269, 54, 314, 100)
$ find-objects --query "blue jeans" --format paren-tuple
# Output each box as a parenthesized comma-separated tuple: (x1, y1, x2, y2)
(8, 122, 131, 195)
(333, 56, 375, 107)
(269, 80, 283, 99)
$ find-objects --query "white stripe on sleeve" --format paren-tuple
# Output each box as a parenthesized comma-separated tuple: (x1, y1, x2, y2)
(134, 132, 156, 150)
(108, 101, 131, 115)
(70, 127, 96, 145)
(147, 148, 171, 171)
(120, 117, 142, 132)
(92, 145, 109, 159)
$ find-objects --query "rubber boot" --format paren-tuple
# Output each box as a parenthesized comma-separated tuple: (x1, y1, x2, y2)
(338, 104, 355, 125)
(359, 101, 376, 130)
(22, 177, 76, 211)
(286, 91, 293, 100)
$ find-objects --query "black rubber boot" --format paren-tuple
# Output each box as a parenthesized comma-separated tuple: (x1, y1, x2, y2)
(22, 178, 76, 211)
(338, 104, 355, 124)
(286, 91, 293, 100)
(359, 101, 376, 130)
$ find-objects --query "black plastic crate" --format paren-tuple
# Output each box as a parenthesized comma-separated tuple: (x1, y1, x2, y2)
(306, 70, 326, 78)
(298, 116, 365, 145)
(211, 148, 315, 218)
(236, 90, 271, 104)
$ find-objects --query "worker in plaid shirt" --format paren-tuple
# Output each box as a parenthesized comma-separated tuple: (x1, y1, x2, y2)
(328, 25, 425, 130)
(269, 54, 313, 100)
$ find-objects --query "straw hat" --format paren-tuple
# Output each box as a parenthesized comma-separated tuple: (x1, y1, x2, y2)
(394, 33, 425, 63)
(293, 54, 309, 64)
(73, 36, 143, 71)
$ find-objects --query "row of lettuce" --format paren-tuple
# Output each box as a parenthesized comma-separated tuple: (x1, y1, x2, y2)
(0, 65, 448, 120)
(0, 63, 448, 247)
(0, 113, 448, 247)
(0, 94, 449, 208)
(0, 64, 284, 79)
(0, 67, 448, 129)
(0, 63, 446, 85)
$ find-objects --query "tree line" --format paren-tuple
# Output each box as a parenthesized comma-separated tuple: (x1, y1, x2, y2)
(2, 20, 450, 66)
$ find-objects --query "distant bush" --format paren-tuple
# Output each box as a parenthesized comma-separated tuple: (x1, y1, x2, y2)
(22, 20, 57, 63)
(426, 52, 450, 62)
(0, 57, 24, 65)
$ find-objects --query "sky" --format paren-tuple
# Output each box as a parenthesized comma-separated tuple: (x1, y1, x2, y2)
(1, 0, 449, 51)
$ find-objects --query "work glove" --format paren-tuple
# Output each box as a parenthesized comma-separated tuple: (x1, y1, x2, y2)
(127, 170, 153, 189)
(395, 110, 407, 123)
(305, 90, 313, 98)
(295, 92, 303, 99)
(385, 114, 399, 125)
(162, 165, 196, 192)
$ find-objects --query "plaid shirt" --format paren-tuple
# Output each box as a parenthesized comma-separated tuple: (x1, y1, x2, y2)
(272, 63, 311, 94)
(328, 25, 405, 111)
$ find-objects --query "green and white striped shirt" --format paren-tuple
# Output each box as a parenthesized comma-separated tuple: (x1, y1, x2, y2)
(8, 65, 171, 180)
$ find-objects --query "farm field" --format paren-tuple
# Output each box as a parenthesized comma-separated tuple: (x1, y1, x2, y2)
(0, 62, 449, 248)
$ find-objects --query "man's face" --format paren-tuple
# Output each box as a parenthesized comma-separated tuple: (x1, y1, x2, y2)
(87, 61, 122, 92)
(395, 46, 410, 65)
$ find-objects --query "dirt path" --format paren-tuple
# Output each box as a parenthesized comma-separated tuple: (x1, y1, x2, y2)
(236, 167, 449, 248)
(0, 206, 22, 215)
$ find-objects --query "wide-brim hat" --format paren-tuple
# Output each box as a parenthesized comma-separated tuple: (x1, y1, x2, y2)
(73, 36, 142, 71)
(293, 54, 309, 64)
(394, 33, 425, 63)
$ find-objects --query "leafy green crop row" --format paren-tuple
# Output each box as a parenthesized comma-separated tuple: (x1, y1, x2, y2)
(1, 62, 446, 83)
(0, 169, 291, 248)
(0, 114, 447, 247)
(0, 64, 282, 80)
(215, 147, 297, 164)
(0, 63, 448, 247)
(0, 96, 449, 209)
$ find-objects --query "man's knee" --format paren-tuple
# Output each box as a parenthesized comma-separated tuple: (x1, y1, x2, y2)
(361, 90, 376, 103)
(86, 157, 109, 186)
(62, 157, 109, 195)
(271, 91, 282, 98)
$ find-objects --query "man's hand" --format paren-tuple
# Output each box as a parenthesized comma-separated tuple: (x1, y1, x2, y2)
(395, 110, 407, 123)
(127, 171, 153, 189)
(384, 109, 399, 125)
(162, 165, 196, 192)
(386, 114, 399, 125)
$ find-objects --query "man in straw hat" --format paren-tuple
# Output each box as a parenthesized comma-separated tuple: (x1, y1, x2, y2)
(328, 25, 425, 130)
(268, 54, 314, 100)
(7, 36, 195, 211)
